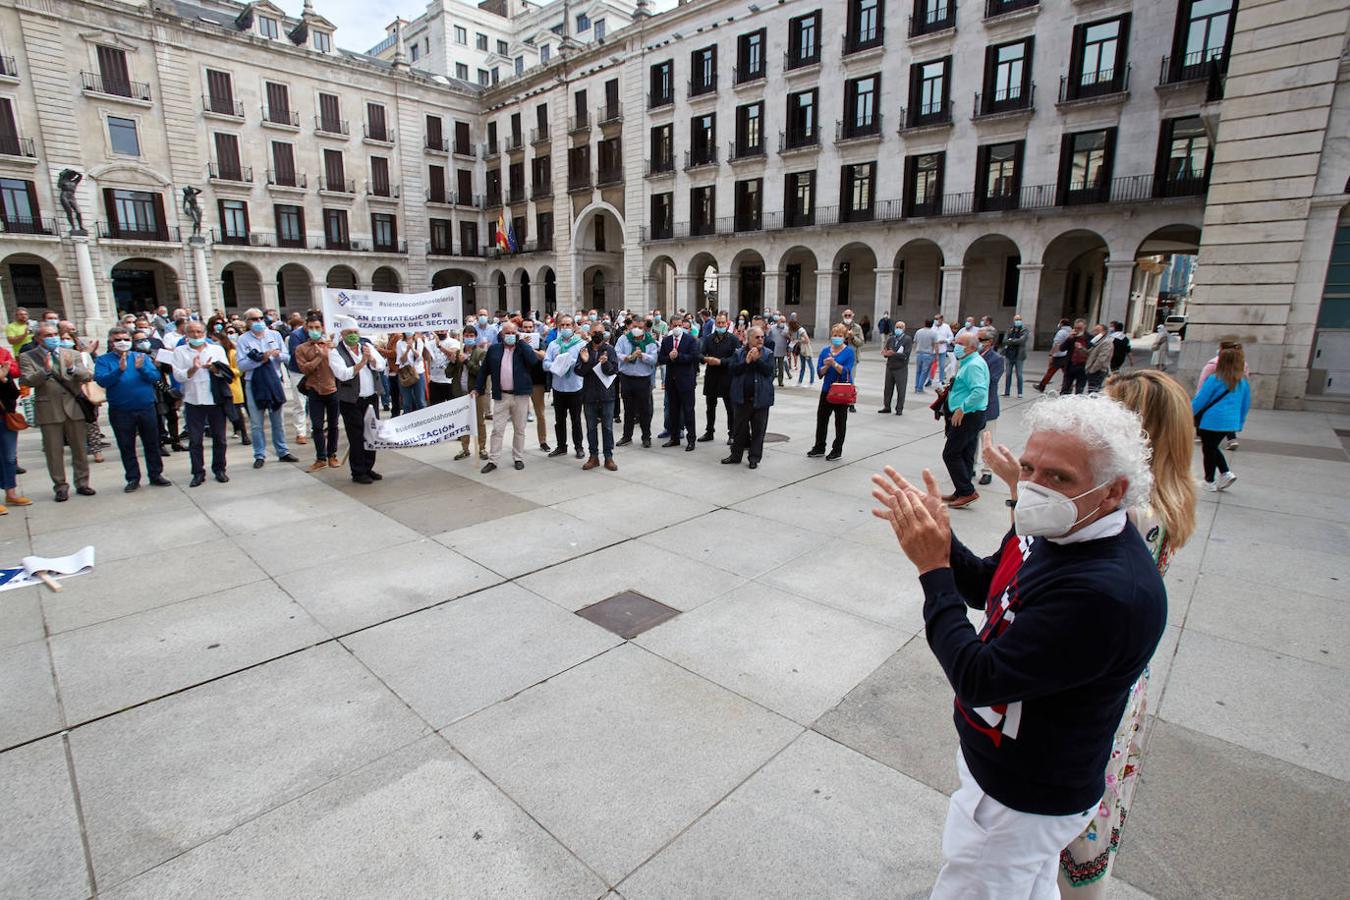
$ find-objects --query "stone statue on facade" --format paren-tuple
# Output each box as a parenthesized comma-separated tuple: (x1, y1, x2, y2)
(57, 169, 84, 234)
(181, 186, 203, 237)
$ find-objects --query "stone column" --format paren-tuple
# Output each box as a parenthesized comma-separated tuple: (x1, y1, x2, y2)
(674, 274, 696, 314)
(939, 265, 963, 323)
(1101, 259, 1137, 328)
(259, 273, 280, 314)
(1016, 263, 1044, 349)
(813, 269, 835, 339)
(70, 233, 105, 333)
(873, 267, 896, 327)
(190, 237, 215, 321)
(718, 269, 737, 314)
(311, 280, 327, 312)
(762, 269, 782, 311)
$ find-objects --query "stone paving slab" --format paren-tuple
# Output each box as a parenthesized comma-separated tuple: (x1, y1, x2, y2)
(1186, 572, 1348, 668)
(233, 507, 424, 575)
(72, 643, 429, 889)
(620, 731, 948, 900)
(759, 538, 927, 631)
(551, 481, 717, 539)
(50, 580, 330, 723)
(635, 581, 909, 725)
(0, 588, 45, 651)
(433, 506, 625, 579)
(637, 508, 819, 579)
(344, 582, 621, 728)
(101, 737, 608, 900)
(0, 638, 61, 749)
(30, 506, 225, 563)
(0, 737, 89, 900)
(444, 643, 801, 884)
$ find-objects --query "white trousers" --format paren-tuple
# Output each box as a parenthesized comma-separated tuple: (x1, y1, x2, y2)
(931, 751, 1093, 900)
(284, 369, 310, 437)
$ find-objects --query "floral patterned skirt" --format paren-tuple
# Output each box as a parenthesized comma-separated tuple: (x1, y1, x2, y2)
(1059, 667, 1150, 894)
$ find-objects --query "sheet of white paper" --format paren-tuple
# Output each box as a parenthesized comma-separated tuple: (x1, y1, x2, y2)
(156, 349, 176, 365)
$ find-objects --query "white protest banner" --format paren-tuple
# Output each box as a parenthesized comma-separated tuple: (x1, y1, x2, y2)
(362, 397, 476, 450)
(323, 285, 463, 333)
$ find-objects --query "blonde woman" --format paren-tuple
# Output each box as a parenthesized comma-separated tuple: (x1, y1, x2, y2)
(1050, 370, 1197, 894)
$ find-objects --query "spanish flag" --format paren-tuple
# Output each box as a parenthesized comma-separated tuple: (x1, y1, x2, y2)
(495, 212, 509, 253)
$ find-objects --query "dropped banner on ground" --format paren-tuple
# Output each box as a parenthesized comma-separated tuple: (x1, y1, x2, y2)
(322, 286, 463, 333)
(363, 397, 476, 450)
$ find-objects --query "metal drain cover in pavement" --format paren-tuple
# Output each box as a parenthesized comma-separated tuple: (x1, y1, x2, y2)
(575, 591, 680, 639)
(763, 432, 790, 443)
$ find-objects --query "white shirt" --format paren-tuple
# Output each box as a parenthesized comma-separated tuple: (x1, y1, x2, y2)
(1047, 508, 1128, 546)
(396, 337, 426, 374)
(934, 323, 954, 352)
(425, 338, 455, 384)
(328, 341, 386, 398)
(170, 342, 227, 406)
(162, 330, 183, 349)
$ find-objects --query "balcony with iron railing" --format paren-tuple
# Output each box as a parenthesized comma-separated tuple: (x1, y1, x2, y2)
(508, 186, 526, 203)
(453, 141, 476, 158)
(505, 133, 525, 152)
(645, 157, 676, 177)
(530, 126, 551, 145)
(843, 27, 883, 57)
(0, 56, 16, 79)
(262, 106, 300, 127)
(452, 192, 483, 208)
(98, 221, 180, 242)
(900, 101, 954, 131)
(909, 2, 957, 38)
(366, 182, 400, 199)
(202, 95, 244, 118)
(211, 226, 252, 246)
(318, 176, 355, 194)
(598, 103, 623, 127)
(484, 190, 502, 208)
(425, 135, 450, 152)
(688, 76, 718, 99)
(208, 162, 253, 183)
(684, 148, 718, 171)
(481, 141, 500, 159)
(81, 71, 151, 101)
(1159, 52, 1227, 102)
(837, 115, 883, 143)
(0, 216, 57, 236)
(531, 181, 552, 200)
(315, 116, 349, 136)
(784, 48, 821, 72)
(567, 171, 593, 192)
(1058, 63, 1131, 104)
(597, 165, 623, 186)
(647, 90, 674, 110)
(984, 0, 1038, 18)
(734, 64, 765, 86)
(779, 130, 820, 154)
(372, 239, 408, 254)
(426, 187, 451, 204)
(363, 124, 395, 144)
(266, 169, 307, 189)
(973, 83, 1035, 119)
(729, 140, 767, 162)
(568, 112, 591, 134)
(0, 136, 35, 159)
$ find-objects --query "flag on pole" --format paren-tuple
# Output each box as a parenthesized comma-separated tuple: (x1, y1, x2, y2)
(506, 218, 519, 253)
(495, 212, 509, 253)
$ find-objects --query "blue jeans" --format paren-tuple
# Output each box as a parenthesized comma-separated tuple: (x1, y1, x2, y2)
(245, 388, 289, 459)
(399, 374, 426, 413)
(584, 399, 615, 459)
(0, 417, 17, 490)
(1003, 356, 1024, 395)
(936, 351, 949, 383)
(914, 352, 935, 391)
(798, 355, 815, 384)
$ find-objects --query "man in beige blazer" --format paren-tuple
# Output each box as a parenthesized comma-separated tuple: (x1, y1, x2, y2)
(20, 322, 95, 501)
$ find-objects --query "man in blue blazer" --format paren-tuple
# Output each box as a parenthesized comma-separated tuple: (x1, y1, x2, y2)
(474, 321, 543, 472)
(722, 326, 775, 469)
(658, 319, 700, 451)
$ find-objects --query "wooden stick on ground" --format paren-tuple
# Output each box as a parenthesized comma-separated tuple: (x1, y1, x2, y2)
(34, 571, 62, 593)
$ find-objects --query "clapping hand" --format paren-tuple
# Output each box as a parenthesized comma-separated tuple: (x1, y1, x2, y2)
(133, 353, 144, 369)
(580, 345, 590, 363)
(981, 432, 1020, 491)
(870, 467, 951, 574)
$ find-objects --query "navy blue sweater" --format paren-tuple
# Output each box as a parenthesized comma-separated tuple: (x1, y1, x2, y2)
(919, 522, 1166, 815)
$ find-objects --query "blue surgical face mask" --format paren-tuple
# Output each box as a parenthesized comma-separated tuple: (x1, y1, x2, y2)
(41, 336, 60, 351)
(477, 315, 488, 325)
(831, 336, 845, 347)
(250, 321, 266, 333)
(953, 344, 968, 360)
(188, 337, 207, 348)
(1014, 319, 1023, 326)
(504, 333, 517, 346)
(559, 327, 573, 340)
(715, 325, 727, 334)
(59, 339, 75, 349)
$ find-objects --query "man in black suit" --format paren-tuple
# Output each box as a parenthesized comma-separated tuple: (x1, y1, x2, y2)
(658, 318, 700, 451)
(722, 326, 775, 469)
(699, 312, 739, 444)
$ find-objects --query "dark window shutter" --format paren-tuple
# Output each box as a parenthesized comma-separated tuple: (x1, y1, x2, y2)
(368, 103, 386, 139)
(1012, 141, 1025, 196)
(1022, 37, 1036, 98)
(1153, 118, 1174, 196)
(457, 169, 472, 200)
(97, 46, 130, 92)
(207, 70, 233, 109)
(151, 192, 167, 240)
(215, 133, 240, 178)
(940, 57, 952, 109)
(1114, 14, 1132, 92)
(1056, 133, 1074, 205)
(1100, 127, 1118, 200)
(24, 181, 41, 230)
(0, 99, 18, 156)
(272, 142, 295, 184)
(934, 151, 946, 213)
(266, 82, 289, 117)
(1067, 26, 1087, 97)
(907, 63, 921, 114)
(426, 115, 442, 146)
(319, 93, 340, 128)
(975, 145, 991, 200)
(103, 188, 119, 236)
(982, 45, 997, 106)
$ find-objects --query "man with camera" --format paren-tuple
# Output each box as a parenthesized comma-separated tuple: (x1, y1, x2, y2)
(94, 326, 170, 492)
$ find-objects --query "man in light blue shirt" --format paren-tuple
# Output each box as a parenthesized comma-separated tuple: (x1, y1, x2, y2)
(235, 307, 298, 468)
(941, 331, 989, 508)
(543, 314, 585, 458)
(615, 319, 658, 447)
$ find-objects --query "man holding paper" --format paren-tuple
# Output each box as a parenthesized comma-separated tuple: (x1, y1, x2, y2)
(328, 316, 386, 485)
(576, 323, 619, 471)
(474, 321, 542, 473)
(544, 316, 585, 460)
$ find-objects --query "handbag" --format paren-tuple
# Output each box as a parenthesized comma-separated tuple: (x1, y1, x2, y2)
(82, 380, 107, 405)
(53, 374, 98, 423)
(1193, 386, 1230, 429)
(825, 367, 856, 406)
(4, 411, 28, 431)
(397, 364, 419, 388)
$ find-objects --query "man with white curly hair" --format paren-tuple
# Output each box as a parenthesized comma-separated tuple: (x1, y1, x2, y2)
(870, 394, 1166, 900)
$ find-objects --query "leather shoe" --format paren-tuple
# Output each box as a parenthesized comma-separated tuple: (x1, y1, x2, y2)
(806, 448, 825, 458)
(548, 447, 568, 458)
(748, 460, 759, 469)
(582, 456, 599, 470)
(604, 458, 617, 471)
(14, 466, 25, 474)
(481, 462, 497, 473)
(514, 460, 524, 470)
(351, 474, 373, 484)
(978, 473, 993, 486)
(279, 454, 300, 463)
(540, 442, 551, 452)
(253, 458, 265, 469)
(124, 482, 139, 493)
(661, 440, 680, 448)
(697, 433, 713, 442)
(574, 447, 585, 459)
(948, 492, 980, 509)
(75, 486, 96, 496)
(150, 476, 172, 486)
(616, 436, 632, 447)
(941, 492, 957, 502)
(641, 438, 651, 448)
(685, 442, 695, 451)
(720, 456, 742, 465)
(214, 472, 230, 483)
(877, 408, 890, 414)
(189, 475, 205, 488)
(369, 472, 383, 480)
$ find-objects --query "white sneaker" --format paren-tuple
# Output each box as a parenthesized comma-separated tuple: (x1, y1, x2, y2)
(1202, 480, 1219, 492)
(1225, 438, 1239, 450)
(1216, 471, 1237, 491)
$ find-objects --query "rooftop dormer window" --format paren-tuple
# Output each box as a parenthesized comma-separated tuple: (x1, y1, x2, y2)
(314, 31, 331, 53)
(258, 16, 279, 39)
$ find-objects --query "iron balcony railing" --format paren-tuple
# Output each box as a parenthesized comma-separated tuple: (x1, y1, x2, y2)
(985, 0, 1037, 17)
(0, 136, 35, 158)
(0, 216, 57, 235)
(363, 124, 395, 143)
(81, 71, 151, 101)
(207, 163, 253, 183)
(843, 28, 883, 55)
(688, 76, 718, 98)
(97, 221, 180, 241)
(366, 182, 400, 199)
(598, 103, 623, 125)
(645, 157, 676, 176)
(425, 135, 450, 152)
(530, 127, 551, 145)
(1059, 63, 1132, 103)
(779, 131, 820, 153)
(729, 140, 766, 161)
(266, 169, 307, 188)
(315, 116, 349, 136)
(974, 83, 1036, 117)
(0, 56, 16, 78)
(684, 148, 718, 171)
(1159, 53, 1227, 102)
(647, 91, 674, 109)
(597, 166, 623, 186)
(318, 176, 355, 193)
(837, 115, 883, 141)
(900, 102, 953, 130)
(784, 49, 821, 71)
(568, 112, 591, 133)
(263, 106, 300, 127)
(203, 95, 244, 117)
(531, 181, 552, 199)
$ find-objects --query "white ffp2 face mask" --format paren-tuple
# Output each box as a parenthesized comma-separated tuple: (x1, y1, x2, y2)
(1013, 480, 1108, 538)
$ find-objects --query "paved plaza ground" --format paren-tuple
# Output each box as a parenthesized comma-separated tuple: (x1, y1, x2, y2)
(2, 350, 1348, 899)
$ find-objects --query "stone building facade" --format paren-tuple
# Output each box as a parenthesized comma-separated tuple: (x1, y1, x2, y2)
(0, 0, 1346, 408)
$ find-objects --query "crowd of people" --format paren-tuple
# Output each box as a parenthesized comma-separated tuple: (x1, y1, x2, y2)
(0, 301, 1253, 507)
